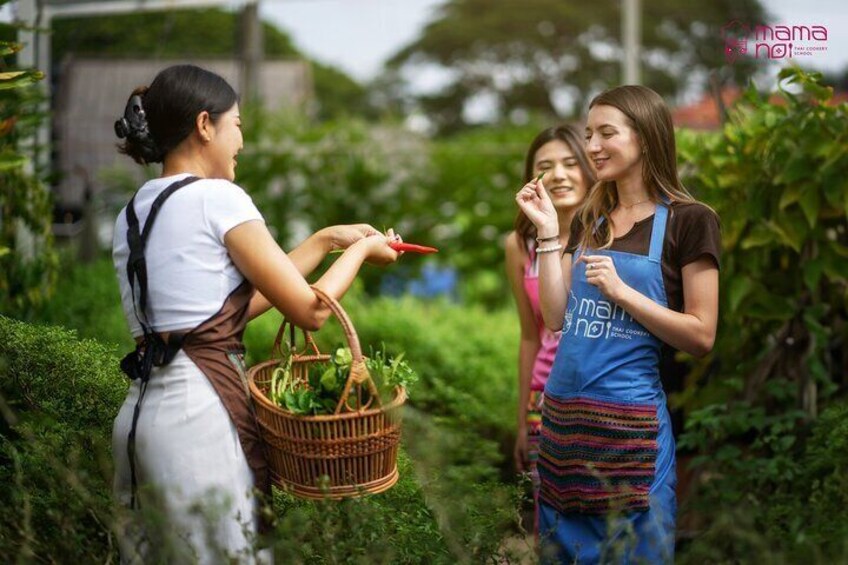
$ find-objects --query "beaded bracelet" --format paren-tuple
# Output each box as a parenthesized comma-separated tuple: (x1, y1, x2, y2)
(536, 244, 563, 254)
(535, 234, 560, 243)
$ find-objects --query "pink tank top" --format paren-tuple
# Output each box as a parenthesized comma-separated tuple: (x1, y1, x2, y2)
(522, 240, 562, 391)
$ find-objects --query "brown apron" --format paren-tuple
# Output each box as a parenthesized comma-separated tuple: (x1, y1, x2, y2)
(180, 280, 270, 497)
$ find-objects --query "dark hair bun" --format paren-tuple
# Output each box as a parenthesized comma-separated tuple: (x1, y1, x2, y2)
(116, 86, 164, 165)
(115, 65, 238, 165)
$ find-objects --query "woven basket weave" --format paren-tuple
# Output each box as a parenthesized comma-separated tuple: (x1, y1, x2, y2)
(248, 286, 406, 499)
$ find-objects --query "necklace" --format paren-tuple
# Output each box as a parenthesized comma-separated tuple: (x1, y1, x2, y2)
(618, 198, 652, 210)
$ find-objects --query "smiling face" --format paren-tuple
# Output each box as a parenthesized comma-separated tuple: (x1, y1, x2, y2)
(584, 104, 643, 184)
(206, 103, 243, 181)
(533, 139, 588, 212)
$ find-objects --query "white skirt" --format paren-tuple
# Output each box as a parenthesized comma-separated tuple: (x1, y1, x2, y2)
(113, 350, 271, 564)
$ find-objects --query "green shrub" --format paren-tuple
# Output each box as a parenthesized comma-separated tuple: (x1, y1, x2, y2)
(675, 68, 848, 562)
(270, 451, 459, 564)
(0, 313, 522, 562)
(34, 253, 133, 351)
(679, 399, 848, 563)
(0, 315, 126, 560)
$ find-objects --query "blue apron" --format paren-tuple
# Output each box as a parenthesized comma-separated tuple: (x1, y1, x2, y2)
(538, 204, 676, 564)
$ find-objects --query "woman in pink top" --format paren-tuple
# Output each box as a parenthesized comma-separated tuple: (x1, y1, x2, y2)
(505, 125, 595, 532)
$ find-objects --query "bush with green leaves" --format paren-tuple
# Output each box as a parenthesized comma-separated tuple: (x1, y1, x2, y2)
(677, 399, 848, 564)
(0, 315, 127, 561)
(675, 67, 848, 560)
(238, 110, 550, 305)
(1, 301, 524, 562)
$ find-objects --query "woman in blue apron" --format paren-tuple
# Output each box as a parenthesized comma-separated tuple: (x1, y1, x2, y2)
(515, 85, 720, 563)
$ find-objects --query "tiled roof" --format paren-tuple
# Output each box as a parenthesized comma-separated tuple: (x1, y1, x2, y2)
(671, 87, 848, 130)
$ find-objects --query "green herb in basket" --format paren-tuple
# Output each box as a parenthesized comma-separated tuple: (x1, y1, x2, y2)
(334, 347, 353, 369)
(284, 388, 322, 415)
(366, 344, 419, 393)
(269, 355, 292, 407)
(268, 345, 416, 416)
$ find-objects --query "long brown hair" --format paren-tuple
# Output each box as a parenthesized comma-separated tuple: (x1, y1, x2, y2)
(514, 125, 596, 245)
(578, 85, 697, 251)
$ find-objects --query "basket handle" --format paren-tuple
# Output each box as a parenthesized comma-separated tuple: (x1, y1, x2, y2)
(309, 286, 382, 414)
(271, 318, 321, 361)
(268, 287, 382, 414)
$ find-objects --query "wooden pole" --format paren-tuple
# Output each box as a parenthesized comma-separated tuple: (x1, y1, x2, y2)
(240, 1, 262, 103)
(622, 0, 641, 85)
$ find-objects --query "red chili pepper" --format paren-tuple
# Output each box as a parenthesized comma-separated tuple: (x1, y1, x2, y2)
(389, 242, 439, 254)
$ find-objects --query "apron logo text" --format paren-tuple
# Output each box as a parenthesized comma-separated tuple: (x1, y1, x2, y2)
(570, 296, 649, 340)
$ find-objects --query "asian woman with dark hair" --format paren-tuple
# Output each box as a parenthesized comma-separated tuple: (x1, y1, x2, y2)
(111, 64, 400, 563)
(506, 125, 594, 536)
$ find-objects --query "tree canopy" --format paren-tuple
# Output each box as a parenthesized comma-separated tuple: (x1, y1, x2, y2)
(387, 0, 767, 132)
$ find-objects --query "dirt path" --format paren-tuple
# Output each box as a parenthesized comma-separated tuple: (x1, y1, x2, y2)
(496, 533, 537, 564)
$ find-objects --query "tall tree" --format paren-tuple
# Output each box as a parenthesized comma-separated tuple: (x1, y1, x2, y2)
(387, 0, 767, 133)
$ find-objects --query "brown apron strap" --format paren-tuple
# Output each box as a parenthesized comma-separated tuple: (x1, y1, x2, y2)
(180, 281, 271, 502)
(181, 344, 270, 496)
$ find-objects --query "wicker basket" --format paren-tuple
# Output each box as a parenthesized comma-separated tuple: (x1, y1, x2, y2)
(248, 286, 406, 500)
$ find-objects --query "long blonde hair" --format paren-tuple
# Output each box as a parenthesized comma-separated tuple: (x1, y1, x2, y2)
(578, 85, 696, 251)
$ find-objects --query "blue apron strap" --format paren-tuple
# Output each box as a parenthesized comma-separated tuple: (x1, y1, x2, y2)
(575, 201, 670, 262)
(648, 203, 669, 263)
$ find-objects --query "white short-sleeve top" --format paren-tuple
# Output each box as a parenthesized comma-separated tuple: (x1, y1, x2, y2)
(112, 173, 264, 338)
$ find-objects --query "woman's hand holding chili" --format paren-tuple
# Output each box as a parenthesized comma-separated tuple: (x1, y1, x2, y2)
(515, 177, 559, 238)
(578, 255, 629, 302)
(358, 229, 401, 266)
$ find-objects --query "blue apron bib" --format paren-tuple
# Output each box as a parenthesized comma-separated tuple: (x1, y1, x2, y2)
(538, 204, 676, 564)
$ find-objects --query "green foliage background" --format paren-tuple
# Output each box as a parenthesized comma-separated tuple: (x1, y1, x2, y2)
(673, 68, 848, 559)
(237, 110, 550, 305)
(0, 10, 58, 318)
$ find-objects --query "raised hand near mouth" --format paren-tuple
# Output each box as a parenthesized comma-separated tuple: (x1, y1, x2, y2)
(515, 175, 559, 239)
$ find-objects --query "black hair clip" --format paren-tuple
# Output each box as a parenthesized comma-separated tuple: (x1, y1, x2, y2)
(114, 94, 149, 140)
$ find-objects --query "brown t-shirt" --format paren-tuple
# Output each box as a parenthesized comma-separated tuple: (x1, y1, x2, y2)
(564, 201, 721, 313)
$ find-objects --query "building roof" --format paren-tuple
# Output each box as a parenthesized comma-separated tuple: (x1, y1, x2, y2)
(672, 86, 848, 130)
(40, 0, 247, 18)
